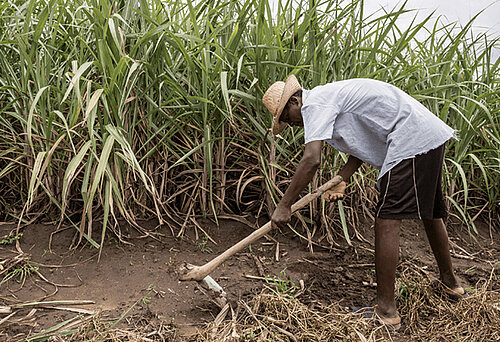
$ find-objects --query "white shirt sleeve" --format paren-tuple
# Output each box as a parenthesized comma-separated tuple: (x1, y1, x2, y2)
(301, 104, 340, 144)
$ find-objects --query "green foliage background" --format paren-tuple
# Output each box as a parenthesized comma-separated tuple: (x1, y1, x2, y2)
(0, 0, 498, 248)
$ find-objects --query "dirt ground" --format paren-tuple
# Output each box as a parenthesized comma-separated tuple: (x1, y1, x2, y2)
(0, 217, 498, 341)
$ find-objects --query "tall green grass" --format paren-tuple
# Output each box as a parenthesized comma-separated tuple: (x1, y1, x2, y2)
(0, 0, 498, 248)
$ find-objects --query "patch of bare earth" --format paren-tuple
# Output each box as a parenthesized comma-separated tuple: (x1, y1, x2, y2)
(0, 218, 498, 341)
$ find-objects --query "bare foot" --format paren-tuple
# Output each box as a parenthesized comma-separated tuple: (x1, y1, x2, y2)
(432, 280, 466, 300)
(444, 284, 465, 297)
(440, 272, 462, 293)
(352, 306, 401, 330)
(375, 306, 401, 330)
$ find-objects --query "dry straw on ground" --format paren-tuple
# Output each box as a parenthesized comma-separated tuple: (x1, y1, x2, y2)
(59, 311, 177, 342)
(4, 266, 499, 341)
(192, 267, 499, 342)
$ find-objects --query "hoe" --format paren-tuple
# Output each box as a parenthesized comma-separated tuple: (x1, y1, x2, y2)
(179, 176, 343, 304)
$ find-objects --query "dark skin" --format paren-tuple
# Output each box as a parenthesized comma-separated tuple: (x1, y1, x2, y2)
(272, 93, 463, 325)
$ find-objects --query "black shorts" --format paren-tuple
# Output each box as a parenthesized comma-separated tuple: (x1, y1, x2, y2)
(375, 144, 448, 220)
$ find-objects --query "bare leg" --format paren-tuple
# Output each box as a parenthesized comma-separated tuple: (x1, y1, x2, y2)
(423, 218, 463, 293)
(374, 218, 401, 322)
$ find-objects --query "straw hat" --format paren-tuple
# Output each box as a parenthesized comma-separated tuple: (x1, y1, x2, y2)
(262, 74, 302, 135)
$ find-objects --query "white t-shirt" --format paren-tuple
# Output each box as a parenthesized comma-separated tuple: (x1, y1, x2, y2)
(301, 79, 456, 179)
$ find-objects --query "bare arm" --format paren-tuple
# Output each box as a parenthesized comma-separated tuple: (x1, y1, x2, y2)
(338, 155, 363, 181)
(272, 140, 323, 228)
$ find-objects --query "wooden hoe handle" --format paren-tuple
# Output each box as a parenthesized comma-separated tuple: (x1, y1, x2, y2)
(180, 175, 343, 281)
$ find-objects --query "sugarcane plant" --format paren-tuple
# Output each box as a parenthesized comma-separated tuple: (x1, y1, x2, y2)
(0, 0, 498, 250)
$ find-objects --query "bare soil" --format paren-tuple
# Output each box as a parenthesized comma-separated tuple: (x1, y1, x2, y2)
(1, 217, 498, 341)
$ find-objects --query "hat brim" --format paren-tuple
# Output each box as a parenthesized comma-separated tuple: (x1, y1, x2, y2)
(272, 74, 302, 135)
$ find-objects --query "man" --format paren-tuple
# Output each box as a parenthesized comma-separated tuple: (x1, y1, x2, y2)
(262, 75, 464, 329)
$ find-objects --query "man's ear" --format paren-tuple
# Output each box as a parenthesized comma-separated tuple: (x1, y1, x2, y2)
(289, 95, 299, 106)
